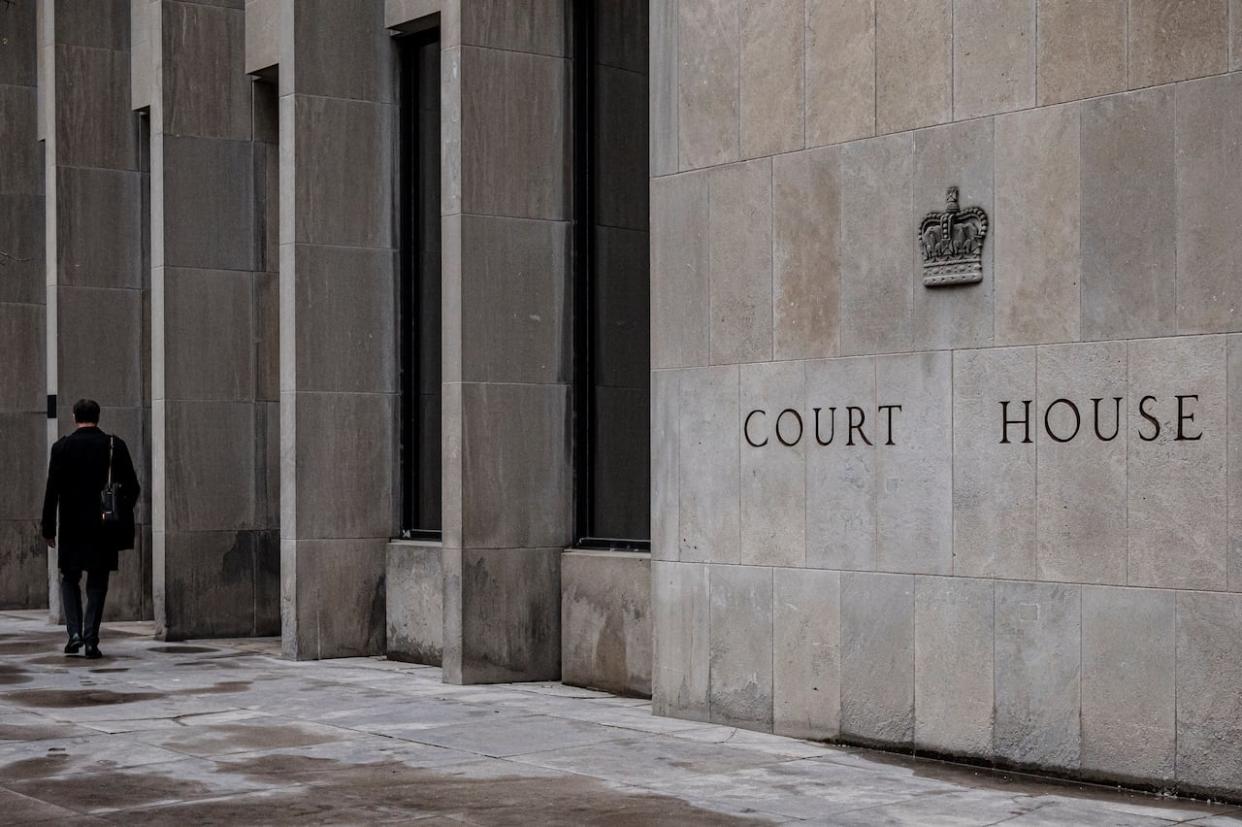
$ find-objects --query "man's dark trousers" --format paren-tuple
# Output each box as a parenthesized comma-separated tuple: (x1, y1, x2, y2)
(61, 568, 109, 644)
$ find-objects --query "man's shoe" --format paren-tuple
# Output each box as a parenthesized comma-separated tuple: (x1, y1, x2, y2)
(64, 635, 83, 654)
(83, 643, 102, 659)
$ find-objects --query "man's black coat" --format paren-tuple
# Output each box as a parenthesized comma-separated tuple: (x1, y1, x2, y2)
(42, 426, 140, 572)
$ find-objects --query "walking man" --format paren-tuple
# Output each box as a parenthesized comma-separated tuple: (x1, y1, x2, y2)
(41, 399, 140, 658)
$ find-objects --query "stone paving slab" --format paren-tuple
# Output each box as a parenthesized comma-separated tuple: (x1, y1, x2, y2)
(0, 610, 1239, 825)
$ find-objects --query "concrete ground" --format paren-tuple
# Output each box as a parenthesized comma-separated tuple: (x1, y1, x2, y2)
(0, 611, 1239, 826)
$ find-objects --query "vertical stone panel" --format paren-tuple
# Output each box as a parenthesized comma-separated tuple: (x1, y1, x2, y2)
(1080, 87, 1176, 341)
(1234, 0, 1242, 70)
(914, 576, 994, 757)
(953, 347, 1037, 579)
(805, 356, 876, 571)
(678, 366, 740, 564)
(650, 0, 678, 176)
(952, 0, 1035, 119)
(652, 561, 710, 721)
(457, 547, 561, 683)
(912, 119, 994, 351)
(875, 0, 951, 134)
(708, 158, 772, 365)
(1081, 586, 1175, 782)
(1128, 0, 1228, 88)
(876, 352, 952, 575)
(1127, 336, 1227, 590)
(1036, 342, 1128, 584)
(805, 0, 874, 147)
(840, 132, 913, 355)
(651, 369, 680, 562)
(651, 171, 708, 369)
(1175, 73, 1242, 335)
(994, 103, 1081, 346)
(1176, 591, 1242, 794)
(740, 361, 805, 567)
(677, 0, 739, 170)
(740, 0, 803, 159)
(386, 541, 443, 666)
(773, 146, 841, 361)
(840, 571, 914, 746)
(561, 550, 652, 698)
(994, 581, 1081, 770)
(773, 568, 841, 739)
(1230, 336, 1242, 591)
(709, 565, 773, 729)
(1036, 0, 1127, 106)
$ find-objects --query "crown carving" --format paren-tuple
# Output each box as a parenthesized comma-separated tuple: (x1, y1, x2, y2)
(918, 186, 988, 287)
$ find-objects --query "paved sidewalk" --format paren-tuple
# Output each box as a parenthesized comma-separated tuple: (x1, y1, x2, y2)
(0, 611, 1238, 825)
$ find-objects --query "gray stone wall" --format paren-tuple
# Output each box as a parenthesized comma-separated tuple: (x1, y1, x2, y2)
(0, 0, 46, 609)
(650, 0, 1242, 797)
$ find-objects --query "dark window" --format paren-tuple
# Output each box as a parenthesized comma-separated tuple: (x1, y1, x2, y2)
(573, 1, 651, 548)
(398, 27, 442, 538)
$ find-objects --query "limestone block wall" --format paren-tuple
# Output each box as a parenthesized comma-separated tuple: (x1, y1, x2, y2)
(0, 0, 46, 609)
(650, 0, 1242, 797)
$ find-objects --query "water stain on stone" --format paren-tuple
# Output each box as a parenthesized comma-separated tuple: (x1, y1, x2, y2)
(150, 645, 219, 654)
(0, 724, 81, 741)
(3, 688, 164, 708)
(89, 667, 129, 673)
(3, 753, 71, 780)
(0, 663, 31, 684)
(0, 640, 61, 655)
(9, 769, 213, 813)
(176, 680, 251, 696)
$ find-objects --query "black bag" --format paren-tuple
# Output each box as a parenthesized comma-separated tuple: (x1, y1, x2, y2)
(100, 436, 122, 525)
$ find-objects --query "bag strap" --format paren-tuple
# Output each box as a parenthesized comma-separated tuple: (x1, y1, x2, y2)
(107, 436, 114, 487)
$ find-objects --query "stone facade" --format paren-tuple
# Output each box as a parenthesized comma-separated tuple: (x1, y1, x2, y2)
(650, 0, 1242, 798)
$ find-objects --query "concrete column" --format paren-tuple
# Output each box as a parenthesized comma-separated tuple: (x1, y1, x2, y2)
(41, 0, 150, 621)
(0, 0, 46, 609)
(148, 0, 279, 639)
(279, 0, 397, 659)
(440, 0, 573, 683)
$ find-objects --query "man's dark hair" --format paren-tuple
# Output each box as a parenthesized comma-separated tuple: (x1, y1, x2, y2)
(72, 399, 100, 424)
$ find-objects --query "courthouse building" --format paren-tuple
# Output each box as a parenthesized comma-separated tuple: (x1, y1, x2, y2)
(2, 0, 1242, 800)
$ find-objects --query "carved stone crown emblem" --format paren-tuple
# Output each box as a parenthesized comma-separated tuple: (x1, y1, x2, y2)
(918, 186, 988, 287)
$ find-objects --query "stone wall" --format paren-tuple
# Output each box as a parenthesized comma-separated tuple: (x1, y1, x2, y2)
(650, 0, 1242, 797)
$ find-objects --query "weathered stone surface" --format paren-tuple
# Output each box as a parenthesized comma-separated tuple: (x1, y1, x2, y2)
(914, 576, 993, 757)
(286, 538, 387, 659)
(649, 0, 678, 176)
(740, 361, 805, 567)
(455, 547, 560, 683)
(460, 0, 568, 57)
(0, 521, 46, 609)
(0, 193, 44, 305)
(293, 95, 394, 248)
(912, 119, 994, 350)
(953, 347, 1037, 579)
(840, 572, 914, 746)
(244, 0, 279, 74)
(1127, 335, 1227, 590)
(1176, 591, 1242, 795)
(53, 0, 128, 51)
(0, 302, 44, 413)
(709, 565, 773, 730)
(1036, 0, 1126, 105)
(805, 0, 874, 147)
(678, 366, 739, 564)
(773, 568, 841, 740)
(459, 215, 569, 384)
(994, 580, 1081, 769)
(460, 46, 567, 220)
(1235, 0, 1242, 71)
(0, 0, 36, 87)
(163, 401, 257, 533)
(162, 136, 256, 271)
(651, 171, 708, 369)
(708, 158, 771, 365)
(1231, 335, 1242, 591)
(162, 0, 250, 140)
(1081, 586, 1175, 782)
(1080, 87, 1176, 341)
(562, 550, 651, 698)
(840, 132, 913, 355)
(876, 351, 952, 575)
(652, 561, 710, 721)
(57, 287, 142, 409)
(386, 541, 443, 666)
(385, 0, 440, 29)
(1036, 341, 1128, 584)
(1128, 0, 1228, 88)
(773, 146, 841, 361)
(0, 85, 40, 195)
(994, 103, 1081, 345)
(161, 529, 274, 639)
(53, 44, 135, 170)
(56, 166, 141, 289)
(161, 268, 254, 403)
(805, 356, 876, 571)
(0, 414, 44, 520)
(291, 0, 390, 102)
(953, 0, 1034, 119)
(740, 0, 802, 159)
(677, 0, 739, 169)
(1175, 73, 1242, 335)
(651, 370, 679, 563)
(875, 0, 951, 134)
(460, 382, 570, 549)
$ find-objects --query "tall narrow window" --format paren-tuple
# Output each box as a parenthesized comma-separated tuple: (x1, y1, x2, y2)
(574, 2, 651, 548)
(398, 26, 442, 539)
